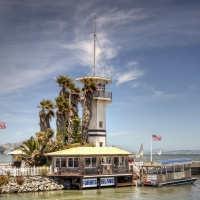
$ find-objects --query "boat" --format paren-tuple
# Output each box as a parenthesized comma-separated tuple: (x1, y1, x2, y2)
(135, 143, 144, 158)
(153, 150, 161, 155)
(140, 158, 196, 187)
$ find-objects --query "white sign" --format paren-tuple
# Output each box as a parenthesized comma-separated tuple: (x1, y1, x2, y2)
(100, 177, 115, 186)
(82, 178, 97, 188)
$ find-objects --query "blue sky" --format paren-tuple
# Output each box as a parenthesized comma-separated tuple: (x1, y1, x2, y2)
(0, 0, 199, 152)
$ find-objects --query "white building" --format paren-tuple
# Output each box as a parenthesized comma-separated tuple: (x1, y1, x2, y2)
(76, 76, 112, 147)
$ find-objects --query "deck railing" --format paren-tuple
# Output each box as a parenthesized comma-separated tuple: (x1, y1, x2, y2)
(53, 165, 130, 176)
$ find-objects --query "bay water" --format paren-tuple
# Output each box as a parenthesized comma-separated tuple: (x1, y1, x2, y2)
(0, 154, 200, 200)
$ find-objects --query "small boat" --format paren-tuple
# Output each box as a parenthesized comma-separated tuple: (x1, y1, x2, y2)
(141, 158, 196, 187)
(153, 150, 161, 155)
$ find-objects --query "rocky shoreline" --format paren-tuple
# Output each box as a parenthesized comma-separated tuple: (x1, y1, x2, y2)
(0, 176, 69, 194)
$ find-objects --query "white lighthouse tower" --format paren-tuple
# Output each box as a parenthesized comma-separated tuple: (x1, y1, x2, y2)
(76, 16, 112, 147)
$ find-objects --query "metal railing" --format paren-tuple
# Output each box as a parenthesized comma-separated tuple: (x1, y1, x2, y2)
(80, 90, 112, 100)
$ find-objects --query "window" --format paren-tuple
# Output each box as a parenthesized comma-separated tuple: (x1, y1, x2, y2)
(100, 157, 111, 164)
(68, 157, 79, 168)
(55, 157, 66, 167)
(114, 157, 124, 166)
(99, 121, 103, 128)
(184, 164, 190, 171)
(85, 157, 97, 167)
(167, 166, 173, 173)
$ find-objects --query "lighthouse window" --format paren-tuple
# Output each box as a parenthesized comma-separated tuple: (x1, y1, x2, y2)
(99, 121, 103, 128)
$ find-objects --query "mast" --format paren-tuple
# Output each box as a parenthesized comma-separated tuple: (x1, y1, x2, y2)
(93, 15, 96, 76)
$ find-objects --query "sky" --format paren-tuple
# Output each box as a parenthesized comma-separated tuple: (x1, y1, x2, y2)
(0, 0, 199, 153)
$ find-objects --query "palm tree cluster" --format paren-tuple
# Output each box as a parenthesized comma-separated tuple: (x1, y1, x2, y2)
(16, 75, 97, 166)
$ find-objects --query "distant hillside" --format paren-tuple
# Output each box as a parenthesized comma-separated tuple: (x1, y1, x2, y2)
(0, 141, 23, 154)
(145, 149, 200, 155)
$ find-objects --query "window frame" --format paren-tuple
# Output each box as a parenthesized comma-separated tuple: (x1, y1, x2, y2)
(114, 156, 125, 166)
(99, 121, 103, 128)
(55, 157, 67, 168)
(85, 157, 97, 168)
(67, 157, 79, 168)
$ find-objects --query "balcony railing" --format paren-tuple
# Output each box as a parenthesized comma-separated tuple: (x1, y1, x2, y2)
(80, 90, 112, 100)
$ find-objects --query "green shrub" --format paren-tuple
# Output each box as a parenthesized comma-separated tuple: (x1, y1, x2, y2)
(16, 176, 24, 185)
(0, 175, 9, 186)
(40, 168, 47, 176)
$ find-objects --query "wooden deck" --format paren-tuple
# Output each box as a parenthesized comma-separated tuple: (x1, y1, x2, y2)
(117, 182, 133, 187)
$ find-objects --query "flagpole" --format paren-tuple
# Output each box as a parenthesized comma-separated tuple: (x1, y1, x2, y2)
(151, 133, 152, 162)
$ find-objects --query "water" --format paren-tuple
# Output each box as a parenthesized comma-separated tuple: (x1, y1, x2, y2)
(0, 154, 200, 200)
(0, 154, 12, 164)
(0, 177, 200, 200)
(138, 154, 200, 162)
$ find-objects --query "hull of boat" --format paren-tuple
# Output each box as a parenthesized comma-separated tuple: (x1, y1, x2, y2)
(159, 178, 196, 187)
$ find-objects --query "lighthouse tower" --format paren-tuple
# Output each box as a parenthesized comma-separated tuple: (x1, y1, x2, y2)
(76, 76, 112, 147)
(76, 16, 112, 147)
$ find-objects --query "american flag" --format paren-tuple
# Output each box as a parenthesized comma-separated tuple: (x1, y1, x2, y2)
(152, 134, 162, 141)
(0, 122, 6, 129)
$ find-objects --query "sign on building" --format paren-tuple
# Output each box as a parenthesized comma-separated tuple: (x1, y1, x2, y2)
(82, 178, 97, 188)
(100, 177, 115, 186)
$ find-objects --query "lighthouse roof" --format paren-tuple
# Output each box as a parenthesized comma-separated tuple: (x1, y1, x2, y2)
(45, 147, 132, 156)
(76, 76, 112, 85)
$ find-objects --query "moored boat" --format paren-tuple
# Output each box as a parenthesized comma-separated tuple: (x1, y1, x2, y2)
(141, 158, 196, 187)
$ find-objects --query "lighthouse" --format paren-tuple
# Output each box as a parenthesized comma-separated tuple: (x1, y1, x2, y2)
(76, 16, 112, 147)
(76, 76, 112, 147)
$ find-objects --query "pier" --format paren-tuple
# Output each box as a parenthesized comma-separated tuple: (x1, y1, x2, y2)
(191, 161, 200, 175)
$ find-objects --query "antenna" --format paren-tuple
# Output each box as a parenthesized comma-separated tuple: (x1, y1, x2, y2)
(93, 15, 96, 76)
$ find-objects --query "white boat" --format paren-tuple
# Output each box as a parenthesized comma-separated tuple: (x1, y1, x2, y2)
(135, 143, 144, 158)
(153, 150, 161, 155)
(141, 158, 196, 187)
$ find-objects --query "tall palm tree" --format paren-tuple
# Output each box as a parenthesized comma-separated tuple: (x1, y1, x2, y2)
(55, 75, 80, 144)
(37, 99, 55, 132)
(67, 83, 80, 144)
(82, 78, 97, 142)
(55, 96, 69, 142)
(56, 75, 72, 99)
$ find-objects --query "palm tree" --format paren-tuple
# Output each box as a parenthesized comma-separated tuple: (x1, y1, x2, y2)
(37, 99, 55, 132)
(81, 78, 97, 142)
(67, 83, 80, 144)
(18, 136, 39, 166)
(55, 75, 80, 144)
(55, 96, 69, 142)
(56, 75, 72, 99)
(36, 128, 54, 154)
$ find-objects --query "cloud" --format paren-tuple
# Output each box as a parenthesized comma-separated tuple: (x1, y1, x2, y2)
(131, 81, 174, 98)
(189, 85, 198, 91)
(114, 68, 145, 85)
(108, 131, 131, 137)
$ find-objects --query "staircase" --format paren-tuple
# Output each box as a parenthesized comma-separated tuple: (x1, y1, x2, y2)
(130, 162, 143, 178)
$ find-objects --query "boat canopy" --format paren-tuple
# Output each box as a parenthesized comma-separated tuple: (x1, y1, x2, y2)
(157, 158, 191, 165)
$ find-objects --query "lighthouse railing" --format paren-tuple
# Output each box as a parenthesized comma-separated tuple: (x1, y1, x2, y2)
(79, 90, 112, 100)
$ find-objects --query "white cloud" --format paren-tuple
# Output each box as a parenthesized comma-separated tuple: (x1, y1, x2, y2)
(108, 131, 131, 137)
(189, 85, 198, 91)
(131, 81, 174, 98)
(114, 68, 145, 85)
